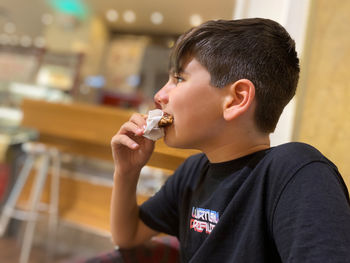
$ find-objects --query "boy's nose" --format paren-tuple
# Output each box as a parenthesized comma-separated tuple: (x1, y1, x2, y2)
(154, 86, 169, 109)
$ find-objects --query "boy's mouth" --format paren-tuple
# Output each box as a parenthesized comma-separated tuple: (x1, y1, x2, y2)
(158, 112, 174, 127)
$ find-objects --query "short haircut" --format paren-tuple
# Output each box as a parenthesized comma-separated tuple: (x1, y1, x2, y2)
(170, 18, 300, 133)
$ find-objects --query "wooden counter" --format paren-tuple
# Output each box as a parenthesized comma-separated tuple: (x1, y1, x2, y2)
(21, 98, 198, 171)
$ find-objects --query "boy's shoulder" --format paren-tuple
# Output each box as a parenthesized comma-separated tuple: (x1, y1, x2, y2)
(270, 142, 328, 163)
(265, 142, 338, 175)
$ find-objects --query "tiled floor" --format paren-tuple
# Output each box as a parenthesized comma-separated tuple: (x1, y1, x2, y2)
(0, 221, 115, 263)
(0, 236, 72, 263)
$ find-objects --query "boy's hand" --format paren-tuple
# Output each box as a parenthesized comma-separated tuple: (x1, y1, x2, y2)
(111, 113, 155, 177)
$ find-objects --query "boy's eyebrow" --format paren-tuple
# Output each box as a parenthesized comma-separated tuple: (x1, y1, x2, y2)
(181, 69, 190, 76)
(169, 65, 191, 77)
(169, 68, 185, 76)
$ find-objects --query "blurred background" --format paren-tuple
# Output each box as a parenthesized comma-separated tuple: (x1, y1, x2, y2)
(0, 0, 349, 262)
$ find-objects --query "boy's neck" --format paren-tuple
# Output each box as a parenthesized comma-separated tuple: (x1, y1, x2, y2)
(203, 133, 271, 163)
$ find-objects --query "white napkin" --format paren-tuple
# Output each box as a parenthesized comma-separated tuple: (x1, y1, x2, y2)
(143, 109, 164, 141)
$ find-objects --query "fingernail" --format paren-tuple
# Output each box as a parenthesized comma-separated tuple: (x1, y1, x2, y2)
(132, 143, 138, 149)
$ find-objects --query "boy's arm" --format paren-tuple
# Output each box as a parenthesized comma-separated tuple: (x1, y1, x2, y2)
(110, 113, 158, 248)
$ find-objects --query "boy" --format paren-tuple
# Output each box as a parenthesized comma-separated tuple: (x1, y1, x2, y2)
(110, 18, 350, 262)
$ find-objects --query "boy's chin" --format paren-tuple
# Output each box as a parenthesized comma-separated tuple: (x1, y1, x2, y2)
(163, 135, 194, 150)
(163, 133, 177, 147)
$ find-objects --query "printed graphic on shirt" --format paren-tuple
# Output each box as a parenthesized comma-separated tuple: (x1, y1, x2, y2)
(190, 207, 220, 234)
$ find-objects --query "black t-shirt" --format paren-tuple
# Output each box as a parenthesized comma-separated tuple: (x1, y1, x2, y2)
(139, 142, 350, 262)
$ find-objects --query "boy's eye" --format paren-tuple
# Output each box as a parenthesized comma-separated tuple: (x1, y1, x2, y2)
(174, 75, 184, 84)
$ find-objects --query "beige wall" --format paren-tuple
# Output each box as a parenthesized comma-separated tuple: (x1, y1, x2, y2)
(294, 0, 350, 187)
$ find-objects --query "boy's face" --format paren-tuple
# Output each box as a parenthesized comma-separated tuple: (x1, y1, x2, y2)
(154, 58, 227, 150)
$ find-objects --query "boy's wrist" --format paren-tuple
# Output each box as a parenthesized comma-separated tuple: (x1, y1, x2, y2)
(113, 168, 141, 184)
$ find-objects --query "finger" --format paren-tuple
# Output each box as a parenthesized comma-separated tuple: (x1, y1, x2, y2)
(119, 122, 144, 136)
(129, 113, 147, 129)
(112, 134, 139, 150)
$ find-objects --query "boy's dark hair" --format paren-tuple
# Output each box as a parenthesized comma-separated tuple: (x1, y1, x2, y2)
(170, 18, 300, 133)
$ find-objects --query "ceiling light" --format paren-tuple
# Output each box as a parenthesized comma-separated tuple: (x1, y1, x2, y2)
(150, 12, 163, 25)
(123, 10, 136, 23)
(4, 22, 16, 34)
(42, 13, 54, 25)
(106, 9, 118, 22)
(189, 14, 203, 27)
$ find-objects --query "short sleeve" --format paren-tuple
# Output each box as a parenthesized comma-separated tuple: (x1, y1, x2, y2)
(139, 170, 182, 236)
(139, 154, 206, 237)
(273, 161, 350, 263)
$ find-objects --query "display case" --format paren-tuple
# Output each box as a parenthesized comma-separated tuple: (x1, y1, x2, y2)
(0, 45, 82, 126)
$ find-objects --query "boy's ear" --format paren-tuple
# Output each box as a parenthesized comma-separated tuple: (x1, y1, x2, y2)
(223, 79, 255, 121)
